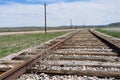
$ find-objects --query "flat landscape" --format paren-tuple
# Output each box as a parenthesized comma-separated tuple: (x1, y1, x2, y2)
(0, 0, 120, 79)
(0, 28, 76, 36)
(96, 28, 120, 38)
(103, 28, 120, 32)
(0, 31, 69, 58)
(0, 28, 120, 80)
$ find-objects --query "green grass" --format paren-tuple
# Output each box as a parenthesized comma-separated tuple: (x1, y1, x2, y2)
(96, 29, 120, 38)
(0, 31, 68, 58)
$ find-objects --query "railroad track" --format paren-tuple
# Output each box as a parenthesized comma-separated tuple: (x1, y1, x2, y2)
(0, 29, 120, 80)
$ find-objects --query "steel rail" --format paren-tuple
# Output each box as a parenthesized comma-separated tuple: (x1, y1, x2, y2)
(0, 29, 120, 80)
(0, 31, 80, 80)
(89, 29, 120, 55)
(34, 29, 120, 78)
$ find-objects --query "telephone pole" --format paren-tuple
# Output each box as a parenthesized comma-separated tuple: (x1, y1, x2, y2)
(44, 3, 47, 34)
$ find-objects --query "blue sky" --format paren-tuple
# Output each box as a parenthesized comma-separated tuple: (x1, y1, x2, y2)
(0, 0, 89, 4)
(0, 0, 120, 27)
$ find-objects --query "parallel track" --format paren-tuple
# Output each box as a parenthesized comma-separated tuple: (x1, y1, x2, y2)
(0, 29, 120, 80)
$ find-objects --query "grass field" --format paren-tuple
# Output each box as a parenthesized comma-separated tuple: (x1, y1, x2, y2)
(0, 27, 68, 32)
(103, 27, 120, 32)
(96, 28, 120, 38)
(0, 31, 68, 58)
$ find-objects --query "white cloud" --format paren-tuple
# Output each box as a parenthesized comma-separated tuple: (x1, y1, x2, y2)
(0, 0, 120, 27)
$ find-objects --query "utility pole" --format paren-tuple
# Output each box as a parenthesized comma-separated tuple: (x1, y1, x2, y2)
(44, 3, 47, 34)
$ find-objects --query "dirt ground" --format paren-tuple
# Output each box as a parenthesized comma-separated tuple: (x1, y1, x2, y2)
(0, 29, 77, 36)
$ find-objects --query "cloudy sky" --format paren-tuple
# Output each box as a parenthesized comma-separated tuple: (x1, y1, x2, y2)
(0, 0, 120, 27)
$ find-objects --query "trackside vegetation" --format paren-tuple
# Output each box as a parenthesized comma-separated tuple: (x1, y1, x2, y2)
(96, 29, 120, 38)
(0, 31, 68, 58)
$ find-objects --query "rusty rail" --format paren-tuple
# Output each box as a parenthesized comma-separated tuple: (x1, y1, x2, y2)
(89, 29, 120, 55)
(0, 31, 80, 80)
(0, 29, 120, 80)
